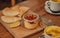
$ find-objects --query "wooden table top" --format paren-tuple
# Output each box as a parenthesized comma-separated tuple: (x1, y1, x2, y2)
(0, 0, 60, 38)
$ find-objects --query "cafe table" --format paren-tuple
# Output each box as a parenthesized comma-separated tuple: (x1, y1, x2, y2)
(0, 0, 60, 38)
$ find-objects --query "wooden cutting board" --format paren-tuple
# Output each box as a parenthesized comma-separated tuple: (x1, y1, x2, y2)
(0, 11, 46, 38)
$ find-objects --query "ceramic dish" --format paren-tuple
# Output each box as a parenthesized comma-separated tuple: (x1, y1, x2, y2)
(45, 5, 60, 15)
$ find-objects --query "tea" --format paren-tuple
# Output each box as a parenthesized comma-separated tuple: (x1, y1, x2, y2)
(52, 0, 60, 2)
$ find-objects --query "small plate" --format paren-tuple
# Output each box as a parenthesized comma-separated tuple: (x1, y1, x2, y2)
(45, 5, 60, 15)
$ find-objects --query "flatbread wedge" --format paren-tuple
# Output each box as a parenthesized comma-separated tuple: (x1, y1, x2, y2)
(1, 16, 19, 23)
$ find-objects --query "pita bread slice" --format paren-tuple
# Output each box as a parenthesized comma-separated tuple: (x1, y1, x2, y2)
(11, 5, 20, 10)
(1, 16, 19, 23)
(18, 6, 30, 18)
(2, 7, 19, 16)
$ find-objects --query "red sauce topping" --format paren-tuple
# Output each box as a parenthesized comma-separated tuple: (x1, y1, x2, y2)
(24, 14, 37, 20)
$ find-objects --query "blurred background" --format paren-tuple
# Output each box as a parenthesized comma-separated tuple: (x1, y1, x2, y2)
(0, 0, 25, 10)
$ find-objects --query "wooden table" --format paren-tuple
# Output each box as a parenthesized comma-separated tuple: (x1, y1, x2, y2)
(0, 0, 60, 38)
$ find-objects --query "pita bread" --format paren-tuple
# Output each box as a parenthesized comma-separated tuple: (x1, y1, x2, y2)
(8, 21, 20, 28)
(18, 6, 30, 18)
(1, 16, 19, 23)
(2, 7, 19, 16)
(11, 5, 19, 10)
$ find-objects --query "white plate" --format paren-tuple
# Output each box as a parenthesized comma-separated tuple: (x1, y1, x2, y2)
(45, 5, 60, 15)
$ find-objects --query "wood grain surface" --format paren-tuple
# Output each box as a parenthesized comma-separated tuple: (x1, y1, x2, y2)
(0, 7, 46, 38)
(0, 23, 14, 38)
(0, 0, 60, 38)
